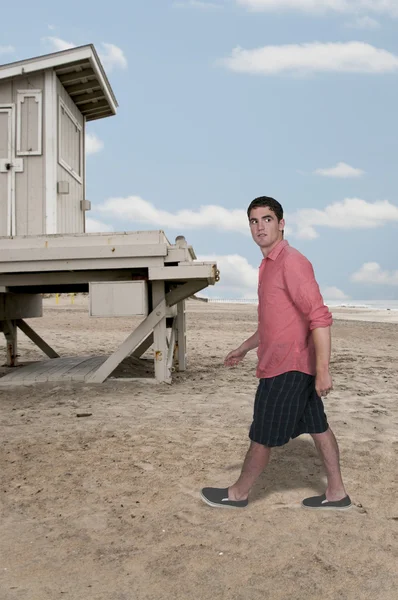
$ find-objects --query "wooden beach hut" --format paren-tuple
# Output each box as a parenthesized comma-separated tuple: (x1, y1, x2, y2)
(0, 46, 218, 385)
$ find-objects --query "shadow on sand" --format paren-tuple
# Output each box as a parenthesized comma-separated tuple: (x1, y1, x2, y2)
(224, 436, 326, 503)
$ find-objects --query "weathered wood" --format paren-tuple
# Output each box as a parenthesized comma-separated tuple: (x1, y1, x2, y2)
(87, 300, 166, 383)
(149, 264, 216, 281)
(132, 333, 154, 358)
(16, 319, 59, 359)
(152, 281, 170, 384)
(166, 280, 209, 307)
(2, 320, 17, 366)
(167, 318, 177, 372)
(0, 256, 165, 274)
(176, 301, 186, 371)
(0, 243, 168, 263)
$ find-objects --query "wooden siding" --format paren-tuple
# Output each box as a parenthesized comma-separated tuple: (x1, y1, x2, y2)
(0, 109, 10, 236)
(0, 74, 46, 235)
(56, 78, 84, 234)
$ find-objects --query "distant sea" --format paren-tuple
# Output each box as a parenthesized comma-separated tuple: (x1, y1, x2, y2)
(200, 297, 398, 311)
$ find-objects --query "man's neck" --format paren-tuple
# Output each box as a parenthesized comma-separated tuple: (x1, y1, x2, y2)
(261, 236, 284, 259)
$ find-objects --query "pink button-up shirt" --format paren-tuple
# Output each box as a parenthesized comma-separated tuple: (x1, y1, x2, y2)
(257, 240, 332, 379)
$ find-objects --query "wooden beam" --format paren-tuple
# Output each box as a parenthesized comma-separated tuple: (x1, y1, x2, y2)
(0, 243, 168, 263)
(67, 81, 101, 95)
(132, 333, 154, 358)
(149, 264, 217, 281)
(72, 90, 105, 104)
(59, 69, 95, 85)
(166, 280, 209, 307)
(81, 100, 109, 113)
(2, 320, 18, 367)
(152, 282, 170, 383)
(87, 300, 166, 383)
(16, 319, 59, 359)
(167, 318, 177, 372)
(176, 301, 186, 371)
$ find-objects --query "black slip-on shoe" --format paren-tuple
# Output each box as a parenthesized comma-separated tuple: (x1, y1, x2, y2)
(301, 493, 352, 510)
(200, 487, 248, 509)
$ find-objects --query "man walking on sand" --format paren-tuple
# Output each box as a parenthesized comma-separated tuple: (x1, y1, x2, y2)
(201, 196, 351, 510)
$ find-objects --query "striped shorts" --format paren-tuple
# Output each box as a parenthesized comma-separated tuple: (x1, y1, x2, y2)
(249, 371, 328, 447)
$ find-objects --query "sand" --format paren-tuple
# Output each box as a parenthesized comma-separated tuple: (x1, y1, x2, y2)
(1, 300, 398, 600)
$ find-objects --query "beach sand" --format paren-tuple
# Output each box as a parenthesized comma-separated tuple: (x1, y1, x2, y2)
(1, 300, 397, 600)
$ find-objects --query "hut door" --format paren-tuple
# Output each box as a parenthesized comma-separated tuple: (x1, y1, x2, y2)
(0, 106, 14, 236)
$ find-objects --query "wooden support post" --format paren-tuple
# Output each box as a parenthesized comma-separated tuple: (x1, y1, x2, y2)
(152, 281, 171, 383)
(2, 320, 18, 367)
(87, 300, 166, 384)
(132, 333, 154, 358)
(16, 319, 60, 359)
(166, 317, 177, 373)
(176, 301, 186, 371)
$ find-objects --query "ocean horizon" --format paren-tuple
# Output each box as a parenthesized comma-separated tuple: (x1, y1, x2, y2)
(198, 297, 398, 311)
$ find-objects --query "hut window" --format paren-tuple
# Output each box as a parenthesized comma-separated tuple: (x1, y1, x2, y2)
(16, 90, 42, 156)
(58, 98, 83, 183)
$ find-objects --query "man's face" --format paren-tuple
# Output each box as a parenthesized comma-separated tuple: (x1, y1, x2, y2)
(248, 207, 285, 250)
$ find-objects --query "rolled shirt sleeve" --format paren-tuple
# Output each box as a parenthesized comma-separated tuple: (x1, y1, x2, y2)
(283, 254, 333, 331)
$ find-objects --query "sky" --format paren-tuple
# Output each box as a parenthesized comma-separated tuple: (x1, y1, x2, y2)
(2, 0, 398, 301)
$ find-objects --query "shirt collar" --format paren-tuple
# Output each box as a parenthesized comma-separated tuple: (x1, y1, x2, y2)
(266, 239, 289, 261)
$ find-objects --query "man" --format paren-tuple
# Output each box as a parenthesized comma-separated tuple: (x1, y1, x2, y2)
(201, 196, 351, 510)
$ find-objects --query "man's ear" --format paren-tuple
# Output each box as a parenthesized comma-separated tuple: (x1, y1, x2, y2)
(279, 218, 285, 231)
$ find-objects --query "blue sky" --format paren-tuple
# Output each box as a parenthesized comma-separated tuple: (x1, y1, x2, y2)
(2, 0, 398, 301)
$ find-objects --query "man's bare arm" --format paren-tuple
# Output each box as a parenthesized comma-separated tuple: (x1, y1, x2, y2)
(312, 326, 333, 397)
(224, 330, 259, 366)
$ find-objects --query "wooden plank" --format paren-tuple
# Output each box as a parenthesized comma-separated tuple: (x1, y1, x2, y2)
(16, 319, 59, 359)
(0, 230, 168, 249)
(81, 100, 109, 113)
(132, 333, 154, 358)
(167, 318, 177, 372)
(67, 81, 101, 95)
(0, 269, 139, 287)
(152, 282, 170, 384)
(166, 280, 210, 307)
(73, 90, 105, 105)
(0, 256, 165, 274)
(2, 319, 17, 366)
(176, 301, 186, 372)
(149, 264, 217, 282)
(58, 69, 96, 85)
(0, 243, 168, 263)
(87, 300, 166, 383)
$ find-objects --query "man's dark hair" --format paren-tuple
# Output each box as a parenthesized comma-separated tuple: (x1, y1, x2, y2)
(247, 196, 284, 221)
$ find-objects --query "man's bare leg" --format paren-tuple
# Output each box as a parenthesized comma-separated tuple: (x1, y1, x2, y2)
(311, 428, 347, 501)
(228, 441, 271, 501)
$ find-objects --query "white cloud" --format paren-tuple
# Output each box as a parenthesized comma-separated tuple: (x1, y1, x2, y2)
(86, 133, 104, 155)
(85, 217, 114, 233)
(293, 198, 398, 239)
(345, 15, 381, 28)
(97, 196, 250, 234)
(43, 36, 75, 52)
(219, 41, 398, 75)
(173, 0, 222, 9)
(314, 162, 365, 178)
(322, 286, 350, 300)
(351, 262, 398, 285)
(236, 0, 398, 17)
(42, 37, 127, 71)
(198, 254, 259, 297)
(93, 195, 398, 240)
(0, 45, 15, 55)
(98, 43, 128, 71)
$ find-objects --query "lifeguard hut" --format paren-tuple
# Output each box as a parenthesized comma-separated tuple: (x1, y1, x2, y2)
(0, 45, 218, 385)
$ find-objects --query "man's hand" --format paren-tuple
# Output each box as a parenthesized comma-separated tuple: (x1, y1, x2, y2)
(315, 369, 333, 398)
(224, 347, 247, 367)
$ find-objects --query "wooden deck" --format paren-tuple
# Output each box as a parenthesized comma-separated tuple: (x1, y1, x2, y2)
(0, 355, 155, 386)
